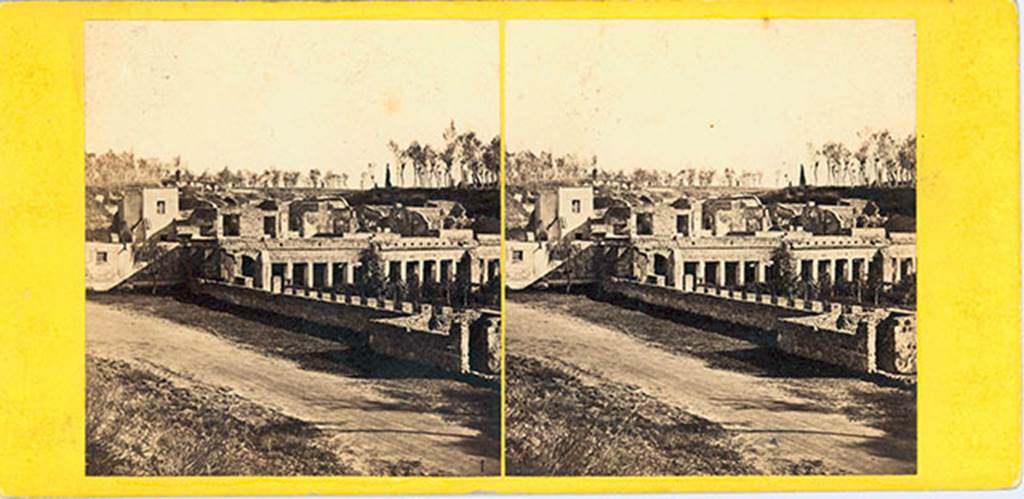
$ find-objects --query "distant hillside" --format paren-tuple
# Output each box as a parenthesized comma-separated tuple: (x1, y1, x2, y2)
(344, 187, 498, 220)
(757, 186, 916, 218)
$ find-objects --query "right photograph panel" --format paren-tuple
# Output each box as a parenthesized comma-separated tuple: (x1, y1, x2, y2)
(504, 20, 917, 476)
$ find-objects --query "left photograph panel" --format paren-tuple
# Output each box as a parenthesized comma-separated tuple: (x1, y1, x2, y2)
(83, 21, 501, 477)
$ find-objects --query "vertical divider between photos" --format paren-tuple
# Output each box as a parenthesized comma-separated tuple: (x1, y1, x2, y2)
(497, 18, 508, 478)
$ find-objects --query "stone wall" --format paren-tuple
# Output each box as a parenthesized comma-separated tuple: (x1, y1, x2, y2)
(603, 278, 807, 333)
(876, 312, 917, 374)
(190, 279, 486, 375)
(601, 278, 892, 374)
(368, 320, 469, 374)
(776, 316, 876, 373)
(470, 314, 501, 374)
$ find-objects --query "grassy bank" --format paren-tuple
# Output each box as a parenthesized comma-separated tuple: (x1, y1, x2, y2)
(86, 356, 353, 476)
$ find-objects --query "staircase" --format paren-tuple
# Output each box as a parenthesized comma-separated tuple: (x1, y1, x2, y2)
(505, 257, 566, 291)
(505, 240, 596, 291)
(86, 242, 182, 292)
(87, 260, 150, 292)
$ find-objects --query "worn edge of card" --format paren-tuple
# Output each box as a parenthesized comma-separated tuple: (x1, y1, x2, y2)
(0, 0, 1019, 496)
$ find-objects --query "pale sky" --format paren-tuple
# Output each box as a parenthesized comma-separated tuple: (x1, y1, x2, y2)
(506, 20, 916, 182)
(86, 21, 499, 179)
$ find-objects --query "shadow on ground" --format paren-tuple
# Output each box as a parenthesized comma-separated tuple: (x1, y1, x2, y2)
(508, 288, 916, 468)
(87, 289, 500, 462)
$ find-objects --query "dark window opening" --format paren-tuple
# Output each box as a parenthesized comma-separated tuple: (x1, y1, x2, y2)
(724, 262, 738, 287)
(156, 200, 166, 214)
(676, 214, 689, 236)
(263, 216, 276, 237)
(704, 262, 719, 284)
(222, 214, 240, 237)
(292, 263, 307, 287)
(653, 254, 669, 276)
(96, 251, 108, 263)
(241, 256, 256, 278)
(637, 213, 654, 235)
(313, 263, 327, 289)
(801, 260, 813, 281)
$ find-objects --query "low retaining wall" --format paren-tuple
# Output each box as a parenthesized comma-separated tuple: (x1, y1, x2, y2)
(775, 316, 877, 373)
(367, 320, 470, 375)
(190, 279, 494, 376)
(602, 279, 892, 374)
(603, 278, 810, 333)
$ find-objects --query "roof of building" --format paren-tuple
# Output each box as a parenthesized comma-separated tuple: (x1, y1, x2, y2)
(405, 206, 445, 228)
(884, 214, 916, 233)
(425, 199, 465, 216)
(669, 197, 693, 210)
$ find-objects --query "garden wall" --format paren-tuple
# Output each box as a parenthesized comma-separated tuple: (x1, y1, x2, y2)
(190, 279, 481, 375)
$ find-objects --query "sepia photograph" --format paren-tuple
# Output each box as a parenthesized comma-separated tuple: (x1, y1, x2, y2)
(504, 20, 918, 476)
(84, 21, 501, 476)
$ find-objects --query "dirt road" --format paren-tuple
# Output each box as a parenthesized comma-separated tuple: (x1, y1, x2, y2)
(507, 300, 915, 475)
(86, 301, 497, 476)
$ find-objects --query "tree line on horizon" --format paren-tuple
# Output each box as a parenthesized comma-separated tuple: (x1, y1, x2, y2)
(84, 121, 499, 190)
(505, 150, 765, 189)
(804, 130, 916, 188)
(506, 128, 915, 190)
(384, 121, 500, 190)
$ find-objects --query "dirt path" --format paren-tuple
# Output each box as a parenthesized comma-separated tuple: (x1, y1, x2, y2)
(86, 301, 497, 476)
(507, 300, 914, 475)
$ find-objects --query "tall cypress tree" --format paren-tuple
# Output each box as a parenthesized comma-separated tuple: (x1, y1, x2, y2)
(799, 164, 807, 188)
(358, 243, 386, 298)
(768, 242, 799, 297)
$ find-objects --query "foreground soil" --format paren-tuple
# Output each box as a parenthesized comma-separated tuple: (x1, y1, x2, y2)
(87, 356, 354, 476)
(506, 291, 916, 476)
(86, 292, 499, 476)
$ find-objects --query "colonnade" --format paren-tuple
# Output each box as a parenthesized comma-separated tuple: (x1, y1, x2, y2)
(258, 254, 500, 292)
(659, 254, 915, 289)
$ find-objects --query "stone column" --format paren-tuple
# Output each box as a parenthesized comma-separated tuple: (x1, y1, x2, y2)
(810, 259, 819, 281)
(825, 259, 836, 284)
(756, 260, 766, 283)
(671, 250, 683, 290)
(843, 258, 853, 282)
(326, 262, 335, 289)
(696, 261, 706, 284)
(399, 259, 408, 282)
(344, 261, 356, 284)
(259, 250, 271, 291)
(305, 262, 314, 289)
(716, 261, 726, 287)
(285, 261, 294, 286)
(737, 260, 746, 287)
